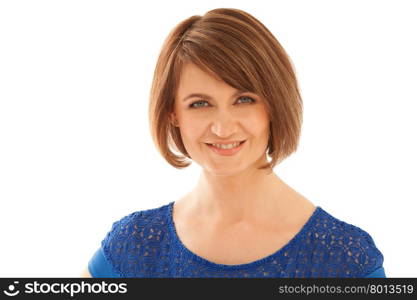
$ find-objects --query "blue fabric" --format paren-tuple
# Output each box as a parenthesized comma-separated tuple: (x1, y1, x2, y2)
(88, 247, 121, 278)
(88, 201, 385, 278)
(364, 266, 386, 278)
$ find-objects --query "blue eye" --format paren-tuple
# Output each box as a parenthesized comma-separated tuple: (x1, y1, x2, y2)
(189, 100, 209, 109)
(237, 96, 255, 104)
(189, 96, 256, 109)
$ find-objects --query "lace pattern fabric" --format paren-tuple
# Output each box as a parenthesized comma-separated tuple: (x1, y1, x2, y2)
(97, 202, 384, 278)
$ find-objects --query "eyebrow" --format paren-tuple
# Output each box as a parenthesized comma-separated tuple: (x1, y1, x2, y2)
(182, 90, 247, 102)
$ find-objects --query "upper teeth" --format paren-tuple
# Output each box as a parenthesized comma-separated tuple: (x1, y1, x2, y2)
(211, 142, 241, 149)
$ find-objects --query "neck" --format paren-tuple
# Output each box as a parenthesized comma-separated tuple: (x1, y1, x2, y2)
(188, 158, 290, 225)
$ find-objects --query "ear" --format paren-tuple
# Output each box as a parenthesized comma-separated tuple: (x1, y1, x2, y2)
(169, 112, 178, 127)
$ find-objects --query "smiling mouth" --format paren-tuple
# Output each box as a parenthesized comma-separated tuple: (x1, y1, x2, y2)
(205, 140, 246, 148)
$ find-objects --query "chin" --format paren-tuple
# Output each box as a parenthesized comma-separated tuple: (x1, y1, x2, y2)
(204, 162, 251, 177)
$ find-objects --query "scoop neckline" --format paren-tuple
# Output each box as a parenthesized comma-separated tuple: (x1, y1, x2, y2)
(166, 200, 322, 270)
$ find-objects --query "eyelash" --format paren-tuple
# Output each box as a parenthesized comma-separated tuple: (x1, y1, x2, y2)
(188, 96, 256, 109)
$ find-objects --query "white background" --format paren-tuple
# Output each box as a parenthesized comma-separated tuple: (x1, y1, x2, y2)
(0, 0, 415, 277)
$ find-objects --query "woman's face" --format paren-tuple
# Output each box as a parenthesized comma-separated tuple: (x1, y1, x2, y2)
(171, 62, 270, 176)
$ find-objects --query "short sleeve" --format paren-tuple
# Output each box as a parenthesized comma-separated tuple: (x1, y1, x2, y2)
(88, 214, 134, 278)
(364, 266, 386, 278)
(321, 216, 386, 278)
(355, 226, 385, 278)
(88, 247, 121, 278)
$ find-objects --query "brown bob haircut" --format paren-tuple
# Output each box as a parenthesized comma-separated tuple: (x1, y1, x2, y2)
(149, 8, 303, 172)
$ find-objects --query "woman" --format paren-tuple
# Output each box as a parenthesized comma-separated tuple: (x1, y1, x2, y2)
(82, 8, 386, 278)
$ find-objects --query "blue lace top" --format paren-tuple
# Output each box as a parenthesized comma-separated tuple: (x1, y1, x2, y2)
(87, 201, 386, 278)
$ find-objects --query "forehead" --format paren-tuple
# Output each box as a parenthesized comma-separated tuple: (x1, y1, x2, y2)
(176, 63, 235, 96)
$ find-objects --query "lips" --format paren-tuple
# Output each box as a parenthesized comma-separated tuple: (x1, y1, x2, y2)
(205, 140, 246, 156)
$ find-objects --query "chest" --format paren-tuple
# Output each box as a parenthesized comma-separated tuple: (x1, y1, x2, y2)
(174, 218, 298, 265)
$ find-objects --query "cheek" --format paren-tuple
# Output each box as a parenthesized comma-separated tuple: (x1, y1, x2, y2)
(178, 117, 206, 143)
(245, 112, 270, 139)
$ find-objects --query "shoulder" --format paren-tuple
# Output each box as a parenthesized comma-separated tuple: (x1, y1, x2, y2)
(305, 207, 384, 277)
(103, 202, 170, 236)
(100, 202, 172, 277)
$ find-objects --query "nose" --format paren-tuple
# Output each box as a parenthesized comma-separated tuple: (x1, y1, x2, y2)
(210, 111, 239, 138)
